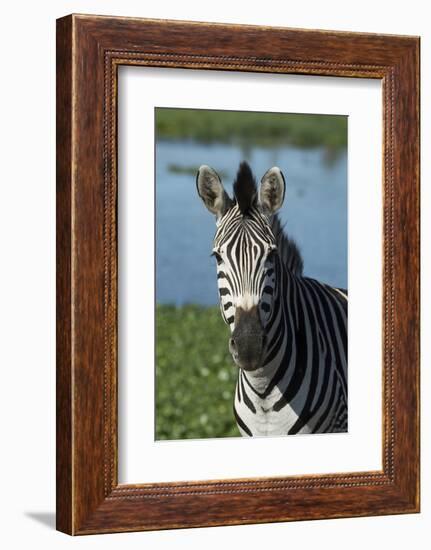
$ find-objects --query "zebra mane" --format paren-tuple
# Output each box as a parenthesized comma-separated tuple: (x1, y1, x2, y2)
(233, 161, 257, 215)
(270, 214, 304, 276)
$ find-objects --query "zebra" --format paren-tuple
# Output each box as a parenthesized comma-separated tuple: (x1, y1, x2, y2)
(196, 161, 348, 437)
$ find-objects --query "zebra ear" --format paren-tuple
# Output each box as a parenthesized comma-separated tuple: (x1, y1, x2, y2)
(259, 167, 285, 214)
(196, 165, 232, 218)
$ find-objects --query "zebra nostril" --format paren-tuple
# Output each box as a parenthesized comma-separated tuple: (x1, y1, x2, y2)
(229, 338, 237, 353)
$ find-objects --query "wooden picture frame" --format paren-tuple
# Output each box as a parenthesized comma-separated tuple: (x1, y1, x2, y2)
(56, 14, 420, 535)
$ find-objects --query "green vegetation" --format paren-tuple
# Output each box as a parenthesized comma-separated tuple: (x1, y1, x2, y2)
(167, 163, 228, 177)
(156, 108, 347, 149)
(156, 304, 241, 440)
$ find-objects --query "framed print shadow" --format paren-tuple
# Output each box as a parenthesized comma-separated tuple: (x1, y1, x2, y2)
(56, 14, 420, 535)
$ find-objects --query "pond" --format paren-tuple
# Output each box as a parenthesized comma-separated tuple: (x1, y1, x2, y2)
(156, 140, 347, 306)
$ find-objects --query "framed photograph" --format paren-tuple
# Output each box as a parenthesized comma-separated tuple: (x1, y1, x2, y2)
(56, 14, 420, 535)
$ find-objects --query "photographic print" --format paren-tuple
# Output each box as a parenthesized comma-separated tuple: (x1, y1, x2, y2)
(155, 107, 348, 440)
(57, 15, 420, 533)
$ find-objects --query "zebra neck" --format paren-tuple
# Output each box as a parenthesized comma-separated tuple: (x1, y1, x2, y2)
(234, 260, 349, 437)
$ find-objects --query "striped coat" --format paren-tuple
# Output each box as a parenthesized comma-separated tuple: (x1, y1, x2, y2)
(197, 161, 347, 437)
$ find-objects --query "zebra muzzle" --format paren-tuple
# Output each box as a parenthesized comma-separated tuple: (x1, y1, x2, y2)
(229, 306, 265, 371)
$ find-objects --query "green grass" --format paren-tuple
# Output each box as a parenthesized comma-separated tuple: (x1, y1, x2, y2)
(156, 108, 347, 149)
(156, 304, 241, 440)
(167, 163, 229, 178)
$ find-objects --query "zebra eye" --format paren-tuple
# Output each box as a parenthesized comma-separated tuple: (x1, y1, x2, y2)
(266, 248, 276, 261)
(211, 251, 223, 265)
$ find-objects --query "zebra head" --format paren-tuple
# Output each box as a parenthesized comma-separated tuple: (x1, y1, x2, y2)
(196, 162, 285, 371)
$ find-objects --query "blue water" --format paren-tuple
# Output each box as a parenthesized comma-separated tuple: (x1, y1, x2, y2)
(156, 140, 347, 306)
